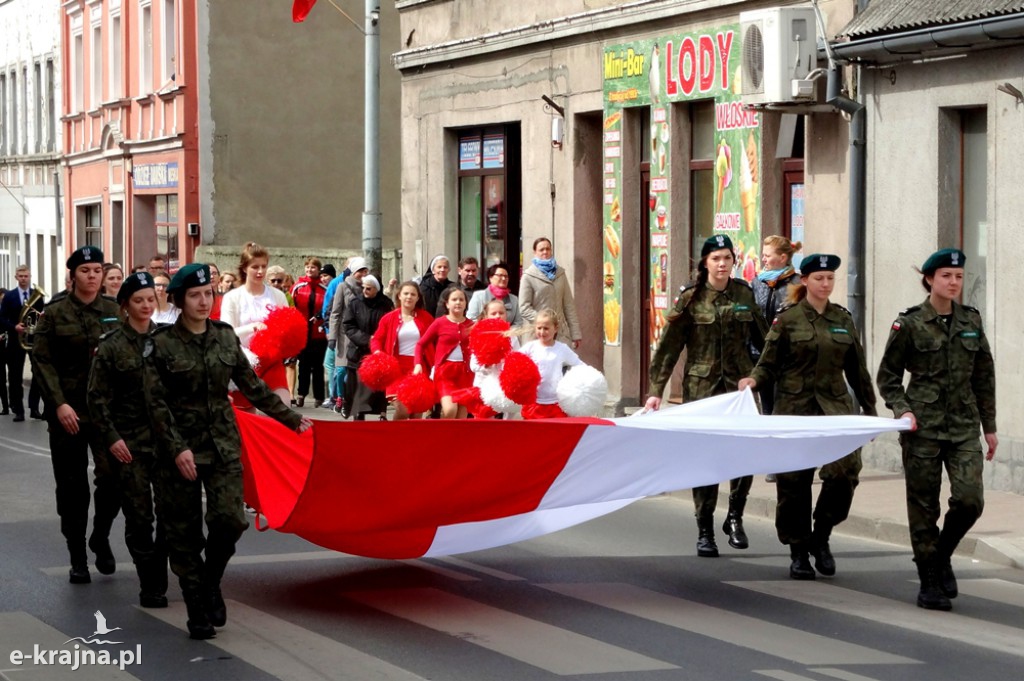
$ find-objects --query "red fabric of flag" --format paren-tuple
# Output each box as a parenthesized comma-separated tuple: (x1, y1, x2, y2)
(292, 0, 318, 23)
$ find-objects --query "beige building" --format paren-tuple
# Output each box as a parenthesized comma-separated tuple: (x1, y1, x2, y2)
(393, 0, 855, 409)
(196, 0, 403, 274)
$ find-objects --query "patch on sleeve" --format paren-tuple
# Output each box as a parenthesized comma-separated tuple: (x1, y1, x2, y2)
(891, 321, 901, 331)
(772, 318, 780, 326)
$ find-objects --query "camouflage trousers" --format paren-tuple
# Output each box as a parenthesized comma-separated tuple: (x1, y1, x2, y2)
(901, 434, 984, 564)
(156, 458, 248, 595)
(116, 448, 167, 586)
(693, 476, 753, 518)
(775, 449, 862, 546)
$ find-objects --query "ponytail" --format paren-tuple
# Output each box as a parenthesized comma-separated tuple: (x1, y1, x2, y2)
(785, 282, 808, 305)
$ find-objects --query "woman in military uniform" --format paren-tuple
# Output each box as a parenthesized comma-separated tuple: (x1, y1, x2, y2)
(876, 248, 996, 611)
(739, 254, 876, 580)
(147, 264, 312, 640)
(87, 272, 168, 608)
(646, 234, 768, 557)
(31, 246, 123, 584)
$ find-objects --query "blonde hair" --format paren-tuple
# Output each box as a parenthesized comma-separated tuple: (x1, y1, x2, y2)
(266, 265, 287, 278)
(237, 242, 269, 283)
(763, 236, 802, 266)
(534, 308, 561, 330)
(480, 298, 507, 321)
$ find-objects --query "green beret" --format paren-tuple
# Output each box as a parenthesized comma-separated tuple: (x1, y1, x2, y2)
(166, 263, 212, 294)
(117, 271, 155, 305)
(799, 253, 841, 275)
(66, 246, 104, 271)
(921, 248, 965, 274)
(701, 234, 734, 258)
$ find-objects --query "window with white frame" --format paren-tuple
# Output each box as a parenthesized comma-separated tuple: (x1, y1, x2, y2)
(10, 69, 18, 155)
(140, 1, 153, 93)
(46, 59, 55, 151)
(82, 204, 102, 247)
(91, 22, 102, 108)
(73, 29, 84, 112)
(110, 12, 123, 98)
(0, 73, 7, 155)
(34, 62, 42, 153)
(162, 0, 176, 85)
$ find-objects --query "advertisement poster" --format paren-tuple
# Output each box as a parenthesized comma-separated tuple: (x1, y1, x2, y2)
(602, 25, 761, 347)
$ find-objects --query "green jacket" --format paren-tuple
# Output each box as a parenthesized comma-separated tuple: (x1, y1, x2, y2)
(877, 298, 996, 440)
(31, 292, 122, 420)
(649, 278, 768, 400)
(147, 318, 302, 465)
(87, 321, 158, 450)
(750, 299, 876, 417)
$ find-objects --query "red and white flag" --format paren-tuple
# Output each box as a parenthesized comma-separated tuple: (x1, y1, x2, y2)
(292, 0, 318, 23)
(237, 391, 909, 559)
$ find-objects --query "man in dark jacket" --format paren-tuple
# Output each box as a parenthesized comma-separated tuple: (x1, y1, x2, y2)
(1, 265, 45, 420)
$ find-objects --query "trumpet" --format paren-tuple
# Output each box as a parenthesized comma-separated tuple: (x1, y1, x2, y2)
(19, 286, 46, 351)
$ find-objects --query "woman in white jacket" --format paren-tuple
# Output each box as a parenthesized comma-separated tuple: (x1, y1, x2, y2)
(220, 242, 290, 407)
(518, 237, 582, 347)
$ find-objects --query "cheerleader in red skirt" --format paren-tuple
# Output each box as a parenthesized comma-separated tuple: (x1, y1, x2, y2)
(414, 286, 474, 419)
(370, 281, 434, 419)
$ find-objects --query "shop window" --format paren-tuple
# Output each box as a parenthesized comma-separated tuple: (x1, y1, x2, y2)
(456, 126, 521, 290)
(689, 101, 715, 260)
(155, 194, 178, 266)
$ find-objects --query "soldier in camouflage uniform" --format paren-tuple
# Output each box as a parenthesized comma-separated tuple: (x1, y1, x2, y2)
(87, 272, 168, 608)
(877, 248, 997, 612)
(31, 246, 123, 585)
(146, 263, 312, 640)
(739, 254, 876, 580)
(647, 235, 768, 557)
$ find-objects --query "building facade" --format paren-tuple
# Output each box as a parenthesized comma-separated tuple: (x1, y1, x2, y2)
(0, 0, 63, 293)
(393, 0, 854, 407)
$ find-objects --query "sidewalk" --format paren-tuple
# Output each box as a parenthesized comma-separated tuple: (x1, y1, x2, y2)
(712, 468, 1024, 569)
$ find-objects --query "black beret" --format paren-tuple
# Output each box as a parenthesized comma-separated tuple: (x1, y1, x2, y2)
(117, 271, 155, 305)
(799, 253, 842, 275)
(166, 263, 212, 294)
(321, 263, 337, 277)
(66, 246, 104, 271)
(701, 234, 734, 258)
(921, 248, 965, 274)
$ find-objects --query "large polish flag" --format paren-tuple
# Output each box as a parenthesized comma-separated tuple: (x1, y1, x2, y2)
(237, 391, 907, 559)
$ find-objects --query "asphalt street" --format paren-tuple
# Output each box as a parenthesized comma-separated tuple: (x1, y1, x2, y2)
(2, 416, 1023, 681)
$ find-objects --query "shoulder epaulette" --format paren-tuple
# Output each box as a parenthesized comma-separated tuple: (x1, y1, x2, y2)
(961, 304, 980, 314)
(679, 281, 697, 293)
(151, 323, 173, 335)
(98, 328, 120, 342)
(831, 303, 852, 316)
(43, 296, 63, 308)
(731, 277, 752, 289)
(101, 293, 117, 302)
(898, 304, 922, 316)
(776, 302, 797, 315)
(210, 319, 234, 329)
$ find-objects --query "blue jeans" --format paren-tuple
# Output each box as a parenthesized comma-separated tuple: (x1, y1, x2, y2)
(332, 366, 348, 403)
(323, 347, 337, 399)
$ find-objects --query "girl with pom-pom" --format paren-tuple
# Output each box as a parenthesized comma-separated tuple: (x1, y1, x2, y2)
(519, 308, 582, 419)
(370, 282, 434, 419)
(413, 286, 474, 418)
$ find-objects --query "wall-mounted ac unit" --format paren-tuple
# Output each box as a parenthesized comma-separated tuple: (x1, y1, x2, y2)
(740, 6, 818, 106)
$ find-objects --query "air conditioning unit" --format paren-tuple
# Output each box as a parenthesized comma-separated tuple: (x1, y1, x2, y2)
(740, 6, 818, 106)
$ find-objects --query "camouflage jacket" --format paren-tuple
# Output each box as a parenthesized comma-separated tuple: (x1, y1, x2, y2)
(147, 318, 302, 465)
(877, 298, 996, 440)
(649, 278, 768, 400)
(750, 299, 876, 417)
(87, 321, 158, 451)
(31, 292, 122, 420)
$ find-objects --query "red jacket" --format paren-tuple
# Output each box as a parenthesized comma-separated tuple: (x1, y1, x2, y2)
(371, 308, 434, 367)
(415, 316, 473, 370)
(291, 276, 327, 341)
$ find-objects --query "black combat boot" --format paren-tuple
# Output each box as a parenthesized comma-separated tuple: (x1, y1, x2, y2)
(695, 515, 719, 557)
(137, 559, 169, 608)
(936, 531, 958, 598)
(809, 525, 836, 576)
(68, 541, 91, 584)
(722, 496, 749, 550)
(915, 560, 952, 611)
(205, 552, 230, 627)
(88, 534, 116, 575)
(184, 590, 216, 640)
(789, 545, 816, 580)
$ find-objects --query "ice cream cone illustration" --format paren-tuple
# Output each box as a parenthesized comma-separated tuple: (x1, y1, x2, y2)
(739, 131, 759, 231)
(715, 140, 732, 213)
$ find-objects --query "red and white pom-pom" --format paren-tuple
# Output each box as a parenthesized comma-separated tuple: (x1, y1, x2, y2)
(358, 353, 401, 392)
(250, 306, 307, 366)
(479, 373, 519, 415)
(498, 352, 541, 406)
(556, 364, 608, 417)
(395, 372, 436, 414)
(452, 386, 498, 419)
(470, 318, 512, 366)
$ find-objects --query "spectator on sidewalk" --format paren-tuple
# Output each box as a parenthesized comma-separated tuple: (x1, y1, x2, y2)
(342, 275, 394, 420)
(328, 257, 369, 417)
(467, 262, 523, 327)
(291, 258, 329, 408)
(519, 238, 582, 348)
(151, 274, 180, 325)
(420, 255, 454, 318)
(454, 257, 486, 297)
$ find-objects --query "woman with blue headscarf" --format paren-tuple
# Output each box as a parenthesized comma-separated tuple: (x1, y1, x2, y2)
(519, 238, 582, 347)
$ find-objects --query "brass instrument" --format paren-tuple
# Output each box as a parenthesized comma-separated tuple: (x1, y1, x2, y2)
(19, 286, 46, 351)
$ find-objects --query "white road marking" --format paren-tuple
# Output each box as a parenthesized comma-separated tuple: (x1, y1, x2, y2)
(400, 559, 479, 582)
(730, 580, 1024, 659)
(541, 582, 917, 666)
(344, 587, 676, 675)
(0, 612, 142, 679)
(811, 667, 886, 681)
(428, 556, 527, 581)
(754, 671, 818, 681)
(143, 600, 429, 681)
(955, 578, 1024, 608)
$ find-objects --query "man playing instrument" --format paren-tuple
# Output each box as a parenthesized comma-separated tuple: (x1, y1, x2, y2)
(0, 265, 45, 421)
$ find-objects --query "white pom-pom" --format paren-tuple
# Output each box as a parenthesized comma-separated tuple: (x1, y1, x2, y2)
(479, 373, 518, 414)
(557, 364, 608, 417)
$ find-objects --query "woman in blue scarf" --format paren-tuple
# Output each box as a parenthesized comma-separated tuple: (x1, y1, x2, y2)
(519, 238, 582, 347)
